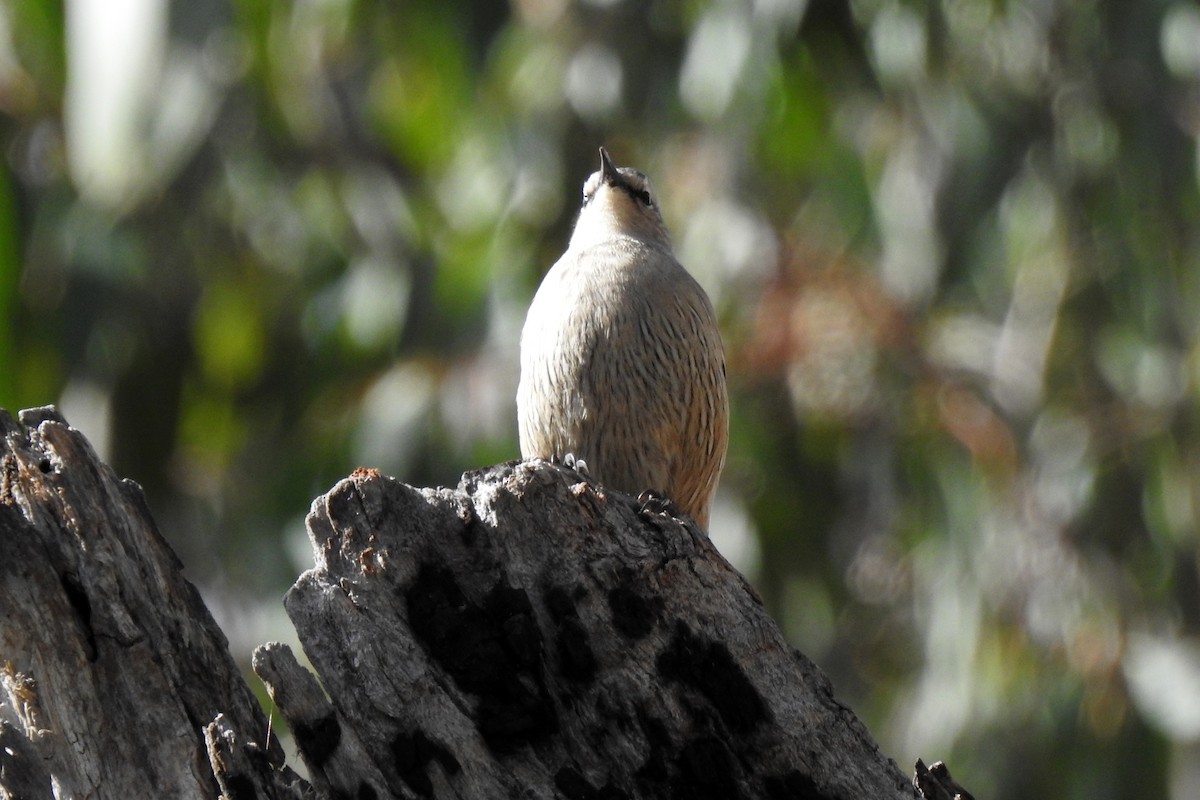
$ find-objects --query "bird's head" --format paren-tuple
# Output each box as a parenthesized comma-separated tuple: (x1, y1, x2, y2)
(569, 147, 672, 250)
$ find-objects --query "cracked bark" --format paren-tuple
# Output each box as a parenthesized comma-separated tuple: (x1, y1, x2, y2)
(0, 406, 300, 799)
(1, 407, 933, 799)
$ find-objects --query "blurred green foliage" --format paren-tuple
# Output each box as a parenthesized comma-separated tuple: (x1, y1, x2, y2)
(3, 0, 1200, 796)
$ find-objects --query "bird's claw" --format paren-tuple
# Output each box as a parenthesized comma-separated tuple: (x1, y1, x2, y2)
(637, 489, 677, 518)
(550, 452, 591, 478)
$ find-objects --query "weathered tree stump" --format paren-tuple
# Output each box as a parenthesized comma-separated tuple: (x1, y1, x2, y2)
(0, 406, 300, 798)
(1, 407, 933, 799)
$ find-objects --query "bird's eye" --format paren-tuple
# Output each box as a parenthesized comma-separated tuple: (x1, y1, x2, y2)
(582, 190, 593, 207)
(633, 189, 652, 207)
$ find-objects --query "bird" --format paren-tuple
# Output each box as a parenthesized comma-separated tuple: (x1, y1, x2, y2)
(517, 147, 728, 529)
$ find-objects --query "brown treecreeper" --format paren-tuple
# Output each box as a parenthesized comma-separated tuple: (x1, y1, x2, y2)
(517, 148, 728, 529)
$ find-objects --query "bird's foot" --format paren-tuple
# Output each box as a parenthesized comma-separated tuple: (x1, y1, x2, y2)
(550, 452, 591, 478)
(913, 759, 975, 800)
(637, 489, 677, 519)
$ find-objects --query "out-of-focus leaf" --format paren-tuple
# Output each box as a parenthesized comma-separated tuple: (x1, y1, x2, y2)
(367, 7, 473, 171)
(193, 279, 267, 389)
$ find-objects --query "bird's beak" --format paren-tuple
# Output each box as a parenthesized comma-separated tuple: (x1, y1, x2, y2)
(599, 147, 619, 185)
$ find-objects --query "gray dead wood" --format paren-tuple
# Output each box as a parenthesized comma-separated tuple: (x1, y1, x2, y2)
(264, 461, 919, 800)
(1, 406, 930, 799)
(0, 407, 298, 799)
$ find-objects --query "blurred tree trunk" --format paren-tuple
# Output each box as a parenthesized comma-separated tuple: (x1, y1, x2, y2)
(1, 406, 918, 799)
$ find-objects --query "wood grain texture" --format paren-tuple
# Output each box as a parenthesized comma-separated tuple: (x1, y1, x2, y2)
(1, 406, 926, 799)
(272, 460, 917, 800)
(0, 406, 291, 799)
